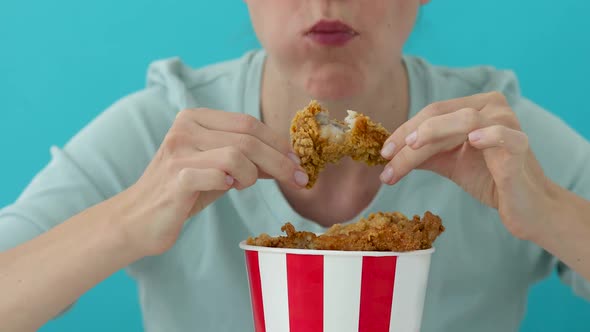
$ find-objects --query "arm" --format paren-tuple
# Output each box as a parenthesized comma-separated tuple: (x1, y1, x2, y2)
(0, 99, 304, 331)
(0, 195, 141, 332)
(534, 180, 590, 281)
(0, 89, 172, 331)
(379, 92, 590, 284)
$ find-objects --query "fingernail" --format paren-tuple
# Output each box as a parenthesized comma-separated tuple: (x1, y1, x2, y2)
(405, 131, 418, 146)
(468, 130, 483, 142)
(225, 175, 235, 186)
(294, 170, 309, 187)
(381, 142, 396, 158)
(380, 167, 394, 183)
(288, 152, 301, 165)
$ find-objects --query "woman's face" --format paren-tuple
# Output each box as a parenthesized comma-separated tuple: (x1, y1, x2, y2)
(246, 0, 427, 100)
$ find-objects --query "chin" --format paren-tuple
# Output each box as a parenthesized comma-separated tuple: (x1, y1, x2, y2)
(303, 67, 365, 101)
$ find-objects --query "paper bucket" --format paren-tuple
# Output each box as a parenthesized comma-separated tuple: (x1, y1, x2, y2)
(240, 241, 434, 332)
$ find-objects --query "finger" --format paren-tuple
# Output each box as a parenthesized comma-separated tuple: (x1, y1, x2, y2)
(381, 91, 506, 159)
(174, 113, 304, 186)
(188, 190, 226, 216)
(179, 147, 258, 190)
(181, 108, 294, 156)
(406, 108, 484, 149)
(422, 91, 507, 115)
(194, 129, 307, 188)
(379, 108, 485, 185)
(186, 147, 305, 190)
(468, 125, 529, 154)
(168, 121, 299, 178)
(380, 138, 464, 185)
(257, 170, 274, 179)
(177, 168, 234, 193)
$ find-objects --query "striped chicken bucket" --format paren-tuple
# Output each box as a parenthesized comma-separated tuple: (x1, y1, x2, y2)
(240, 241, 434, 332)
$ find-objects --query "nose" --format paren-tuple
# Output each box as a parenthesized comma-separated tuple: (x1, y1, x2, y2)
(314, 0, 351, 17)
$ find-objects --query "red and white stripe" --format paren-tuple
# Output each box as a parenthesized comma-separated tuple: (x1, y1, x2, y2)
(244, 248, 432, 332)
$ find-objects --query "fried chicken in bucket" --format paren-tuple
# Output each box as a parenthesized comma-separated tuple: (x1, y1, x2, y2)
(266, 101, 445, 252)
(290, 100, 391, 188)
(246, 211, 445, 252)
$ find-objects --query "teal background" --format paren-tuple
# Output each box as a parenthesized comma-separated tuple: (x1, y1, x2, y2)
(1, 0, 589, 331)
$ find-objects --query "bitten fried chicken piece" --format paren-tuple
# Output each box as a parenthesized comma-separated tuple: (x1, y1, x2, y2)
(290, 100, 391, 188)
(246, 211, 445, 252)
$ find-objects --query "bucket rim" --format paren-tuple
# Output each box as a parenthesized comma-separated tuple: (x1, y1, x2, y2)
(239, 240, 435, 257)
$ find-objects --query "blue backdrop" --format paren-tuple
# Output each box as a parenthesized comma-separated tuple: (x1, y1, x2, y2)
(1, 0, 589, 331)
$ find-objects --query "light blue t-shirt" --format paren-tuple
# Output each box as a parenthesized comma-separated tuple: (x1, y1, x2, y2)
(1, 50, 589, 332)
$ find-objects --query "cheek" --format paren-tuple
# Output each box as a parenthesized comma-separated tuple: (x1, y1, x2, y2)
(254, 12, 308, 73)
(363, 1, 419, 50)
(390, 2, 420, 40)
(248, 1, 301, 53)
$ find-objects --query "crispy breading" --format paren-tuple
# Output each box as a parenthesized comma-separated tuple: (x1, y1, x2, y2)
(290, 100, 391, 188)
(246, 211, 445, 252)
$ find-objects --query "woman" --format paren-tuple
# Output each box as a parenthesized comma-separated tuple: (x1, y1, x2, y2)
(1, 1, 589, 331)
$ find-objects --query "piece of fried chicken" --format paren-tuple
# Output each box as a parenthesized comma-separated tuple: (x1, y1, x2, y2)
(290, 100, 391, 188)
(246, 211, 445, 252)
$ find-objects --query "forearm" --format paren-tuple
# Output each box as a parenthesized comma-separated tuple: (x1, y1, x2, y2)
(0, 196, 143, 332)
(533, 181, 590, 281)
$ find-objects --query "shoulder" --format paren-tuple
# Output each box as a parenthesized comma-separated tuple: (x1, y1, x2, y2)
(406, 56, 590, 191)
(145, 50, 264, 112)
(404, 55, 572, 140)
(405, 55, 521, 105)
(60, 51, 264, 189)
(76, 49, 264, 151)
(96, 49, 263, 125)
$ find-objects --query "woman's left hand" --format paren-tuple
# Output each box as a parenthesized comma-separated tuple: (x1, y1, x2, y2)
(380, 91, 552, 240)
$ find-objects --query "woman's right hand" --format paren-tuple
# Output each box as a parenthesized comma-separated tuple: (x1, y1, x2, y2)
(117, 108, 309, 256)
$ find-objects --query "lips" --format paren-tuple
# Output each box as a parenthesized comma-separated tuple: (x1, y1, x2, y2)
(305, 20, 358, 46)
